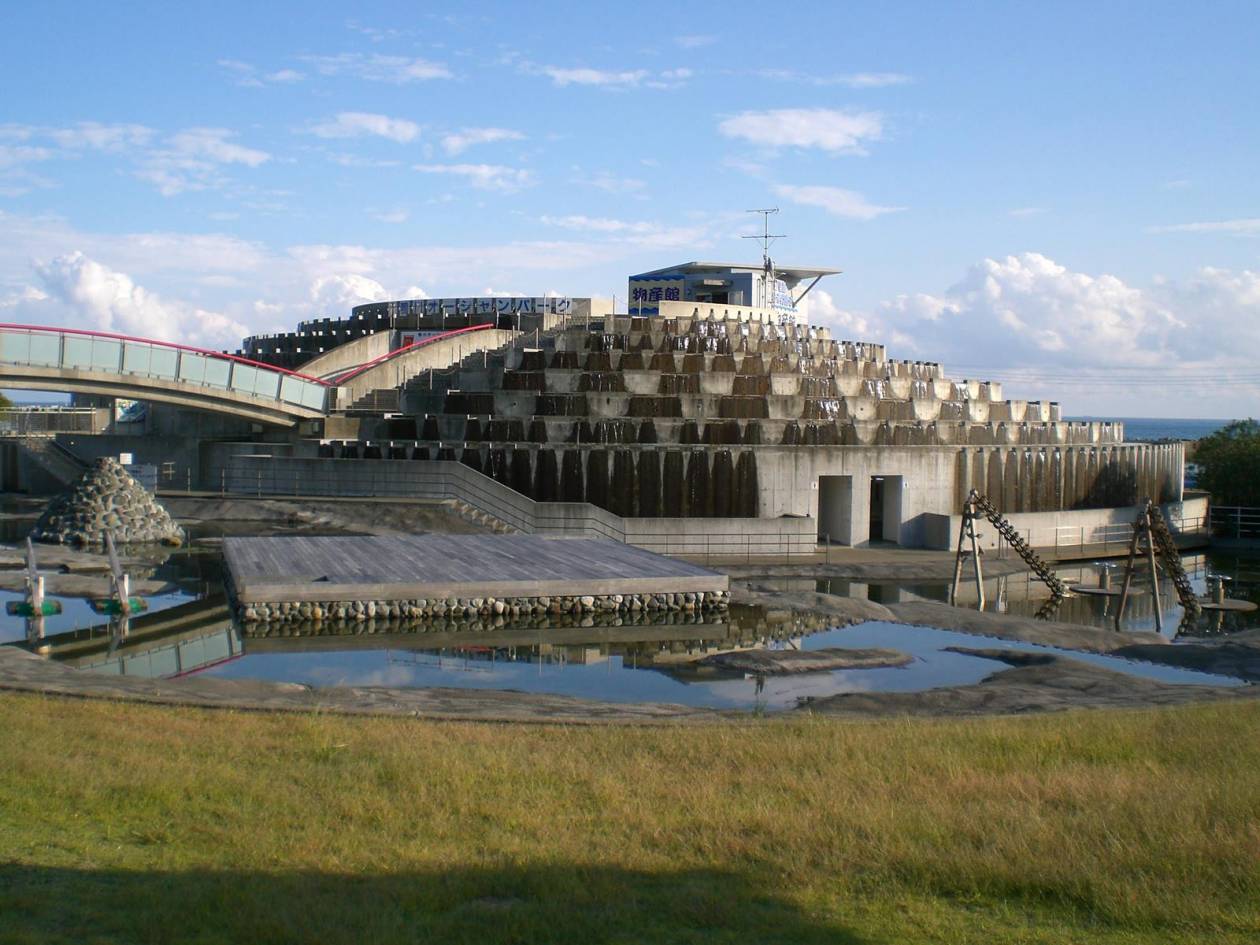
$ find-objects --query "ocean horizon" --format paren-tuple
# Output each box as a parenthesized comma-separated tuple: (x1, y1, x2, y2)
(1069, 417, 1237, 442)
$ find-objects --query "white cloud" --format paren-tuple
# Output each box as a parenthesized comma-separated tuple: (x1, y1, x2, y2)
(48, 122, 154, 151)
(0, 144, 54, 169)
(328, 153, 402, 168)
(310, 112, 420, 143)
(300, 52, 452, 83)
(756, 69, 911, 88)
(136, 128, 271, 196)
(168, 128, 269, 167)
(412, 163, 534, 192)
(879, 253, 1189, 366)
(1148, 218, 1260, 235)
(579, 172, 646, 194)
(0, 123, 268, 197)
(773, 184, 904, 220)
(371, 208, 409, 224)
(34, 251, 249, 347)
(217, 59, 305, 87)
(539, 215, 709, 248)
(441, 127, 525, 155)
(531, 65, 691, 89)
(719, 107, 884, 154)
(308, 273, 390, 312)
(541, 66, 648, 87)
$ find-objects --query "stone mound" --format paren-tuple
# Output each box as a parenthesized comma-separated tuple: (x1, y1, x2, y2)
(30, 458, 183, 547)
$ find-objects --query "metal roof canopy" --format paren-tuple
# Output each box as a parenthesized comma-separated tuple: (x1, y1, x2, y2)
(630, 261, 842, 283)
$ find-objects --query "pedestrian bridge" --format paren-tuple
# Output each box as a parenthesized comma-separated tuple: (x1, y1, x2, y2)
(0, 324, 329, 426)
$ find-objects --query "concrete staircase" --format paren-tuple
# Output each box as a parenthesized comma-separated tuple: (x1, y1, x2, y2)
(449, 498, 520, 534)
(15, 437, 87, 487)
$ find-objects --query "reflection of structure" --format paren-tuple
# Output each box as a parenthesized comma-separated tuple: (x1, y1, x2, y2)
(27, 596, 239, 677)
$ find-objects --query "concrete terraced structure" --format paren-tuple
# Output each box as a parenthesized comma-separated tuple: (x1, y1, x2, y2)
(332, 304, 1183, 548)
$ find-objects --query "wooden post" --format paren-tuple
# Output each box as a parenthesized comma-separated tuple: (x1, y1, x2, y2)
(1114, 508, 1144, 631)
(1144, 507, 1164, 634)
(950, 508, 968, 606)
(970, 513, 985, 611)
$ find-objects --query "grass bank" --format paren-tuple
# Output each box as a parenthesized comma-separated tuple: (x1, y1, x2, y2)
(1, 693, 1258, 944)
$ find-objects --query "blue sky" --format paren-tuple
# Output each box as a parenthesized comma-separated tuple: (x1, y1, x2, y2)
(2, 0, 1258, 416)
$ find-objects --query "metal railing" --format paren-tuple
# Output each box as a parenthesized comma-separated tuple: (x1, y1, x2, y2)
(1048, 514, 1209, 556)
(0, 323, 329, 414)
(0, 407, 104, 436)
(219, 455, 818, 558)
(1208, 506, 1260, 540)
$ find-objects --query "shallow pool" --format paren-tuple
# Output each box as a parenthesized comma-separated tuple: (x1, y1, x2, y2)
(200, 621, 1247, 712)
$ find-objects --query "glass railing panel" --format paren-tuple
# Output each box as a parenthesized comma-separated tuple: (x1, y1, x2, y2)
(230, 363, 260, 395)
(203, 357, 231, 389)
(300, 381, 327, 410)
(90, 339, 122, 371)
(149, 346, 178, 379)
(63, 336, 94, 369)
(122, 342, 152, 375)
(0, 330, 32, 364)
(28, 332, 61, 367)
(178, 352, 208, 385)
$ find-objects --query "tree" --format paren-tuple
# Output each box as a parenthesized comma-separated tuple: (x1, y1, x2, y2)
(0, 390, 12, 410)
(1194, 419, 1260, 506)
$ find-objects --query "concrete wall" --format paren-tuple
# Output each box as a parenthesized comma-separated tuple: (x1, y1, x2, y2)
(753, 441, 1184, 548)
(219, 453, 818, 558)
(921, 493, 1211, 554)
(301, 330, 394, 379)
(332, 329, 517, 406)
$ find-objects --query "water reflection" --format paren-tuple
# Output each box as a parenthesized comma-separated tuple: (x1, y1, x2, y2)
(800, 551, 1260, 638)
(8, 584, 1251, 712)
(201, 617, 1246, 712)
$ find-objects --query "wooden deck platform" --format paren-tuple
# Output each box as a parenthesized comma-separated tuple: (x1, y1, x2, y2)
(222, 534, 728, 604)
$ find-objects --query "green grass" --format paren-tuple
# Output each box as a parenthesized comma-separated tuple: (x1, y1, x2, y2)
(2, 694, 1259, 944)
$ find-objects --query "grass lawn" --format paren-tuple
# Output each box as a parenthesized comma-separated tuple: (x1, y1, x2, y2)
(1, 693, 1258, 944)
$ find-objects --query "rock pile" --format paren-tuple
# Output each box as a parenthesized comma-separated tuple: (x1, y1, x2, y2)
(30, 457, 183, 547)
(235, 590, 731, 624)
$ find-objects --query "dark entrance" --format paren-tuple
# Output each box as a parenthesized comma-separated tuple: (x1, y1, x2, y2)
(869, 477, 885, 543)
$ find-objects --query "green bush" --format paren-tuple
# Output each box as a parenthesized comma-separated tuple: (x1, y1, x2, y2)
(1195, 419, 1260, 505)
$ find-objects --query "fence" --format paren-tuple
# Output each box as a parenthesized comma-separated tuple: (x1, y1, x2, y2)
(220, 454, 818, 560)
(0, 408, 104, 436)
(1208, 506, 1260, 541)
(1047, 513, 1210, 557)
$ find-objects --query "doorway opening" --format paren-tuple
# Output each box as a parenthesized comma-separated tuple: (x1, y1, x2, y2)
(869, 475, 903, 544)
(817, 476, 853, 545)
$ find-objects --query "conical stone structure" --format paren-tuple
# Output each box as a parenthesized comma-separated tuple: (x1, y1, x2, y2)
(30, 458, 183, 546)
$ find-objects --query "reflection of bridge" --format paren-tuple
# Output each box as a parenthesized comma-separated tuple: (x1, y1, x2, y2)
(27, 595, 239, 677)
(0, 324, 329, 426)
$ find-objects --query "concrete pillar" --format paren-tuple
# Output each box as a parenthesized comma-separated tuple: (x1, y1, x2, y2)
(1003, 448, 1020, 512)
(986, 448, 1005, 507)
(1018, 449, 1033, 513)
(955, 448, 971, 508)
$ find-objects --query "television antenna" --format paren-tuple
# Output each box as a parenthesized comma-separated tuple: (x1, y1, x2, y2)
(743, 208, 786, 308)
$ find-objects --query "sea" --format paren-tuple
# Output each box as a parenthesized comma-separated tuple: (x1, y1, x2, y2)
(1069, 417, 1233, 442)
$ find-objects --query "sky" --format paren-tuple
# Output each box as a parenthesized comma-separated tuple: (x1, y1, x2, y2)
(1, 0, 1258, 418)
